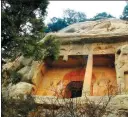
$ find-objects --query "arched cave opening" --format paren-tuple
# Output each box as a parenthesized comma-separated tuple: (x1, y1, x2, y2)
(66, 81, 83, 98)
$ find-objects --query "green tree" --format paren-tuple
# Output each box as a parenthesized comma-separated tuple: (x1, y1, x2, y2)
(120, 4, 128, 20)
(63, 9, 87, 25)
(92, 12, 114, 21)
(1, 0, 49, 60)
(45, 9, 87, 32)
(45, 17, 68, 33)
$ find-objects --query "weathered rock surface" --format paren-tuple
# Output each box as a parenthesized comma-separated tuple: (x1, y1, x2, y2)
(7, 82, 34, 99)
(18, 55, 32, 66)
(2, 62, 15, 71)
(115, 44, 128, 94)
(59, 18, 128, 35)
(41, 19, 128, 44)
(2, 56, 32, 72)
(2, 19, 128, 107)
(28, 61, 41, 82)
(2, 56, 37, 83)
(17, 66, 31, 81)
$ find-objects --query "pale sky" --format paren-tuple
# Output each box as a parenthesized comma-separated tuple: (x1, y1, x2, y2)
(44, 1, 127, 24)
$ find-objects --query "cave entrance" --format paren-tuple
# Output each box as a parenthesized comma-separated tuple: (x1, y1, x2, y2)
(66, 81, 83, 98)
(92, 54, 117, 96)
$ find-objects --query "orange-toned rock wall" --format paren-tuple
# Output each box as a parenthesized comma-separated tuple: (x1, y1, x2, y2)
(32, 55, 118, 97)
(92, 55, 117, 96)
(32, 56, 86, 97)
(32, 67, 85, 97)
(32, 63, 47, 94)
(92, 67, 117, 96)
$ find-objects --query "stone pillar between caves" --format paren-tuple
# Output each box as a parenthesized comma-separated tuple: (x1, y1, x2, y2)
(82, 49, 93, 97)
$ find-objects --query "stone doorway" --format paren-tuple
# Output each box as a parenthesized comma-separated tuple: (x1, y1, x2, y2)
(65, 81, 83, 98)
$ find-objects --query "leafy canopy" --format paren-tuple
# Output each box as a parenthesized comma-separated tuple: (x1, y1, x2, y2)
(2, 0, 49, 60)
(45, 10, 116, 32)
(92, 12, 114, 21)
(63, 9, 87, 25)
(45, 9, 87, 32)
(21, 35, 61, 61)
(120, 4, 128, 20)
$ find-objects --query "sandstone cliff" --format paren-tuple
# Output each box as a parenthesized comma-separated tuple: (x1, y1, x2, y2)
(2, 19, 128, 100)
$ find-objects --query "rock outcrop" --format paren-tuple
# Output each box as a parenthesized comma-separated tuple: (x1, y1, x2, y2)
(115, 44, 128, 94)
(2, 56, 37, 99)
(41, 18, 128, 45)
(2, 19, 128, 105)
(8, 82, 34, 99)
(59, 18, 128, 34)
(2, 55, 32, 72)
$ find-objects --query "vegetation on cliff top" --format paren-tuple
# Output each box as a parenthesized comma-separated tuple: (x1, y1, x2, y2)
(45, 10, 115, 33)
(23, 35, 61, 61)
(120, 4, 128, 20)
(45, 4, 128, 33)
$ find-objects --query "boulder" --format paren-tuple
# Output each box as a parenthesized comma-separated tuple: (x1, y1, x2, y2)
(27, 61, 40, 81)
(17, 66, 31, 81)
(2, 61, 21, 72)
(18, 55, 32, 66)
(2, 56, 32, 72)
(2, 86, 9, 99)
(17, 61, 40, 82)
(8, 82, 34, 99)
(2, 62, 14, 71)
